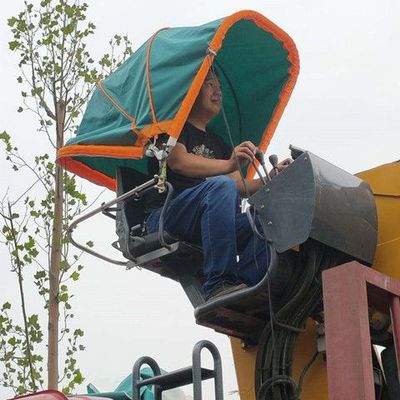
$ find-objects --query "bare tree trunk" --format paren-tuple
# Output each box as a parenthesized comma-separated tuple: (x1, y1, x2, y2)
(47, 100, 65, 390)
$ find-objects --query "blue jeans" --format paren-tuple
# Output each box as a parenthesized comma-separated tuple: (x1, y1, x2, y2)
(146, 176, 270, 297)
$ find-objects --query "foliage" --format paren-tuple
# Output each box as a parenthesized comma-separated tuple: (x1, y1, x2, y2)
(0, 302, 43, 395)
(0, 0, 132, 395)
(7, 0, 132, 137)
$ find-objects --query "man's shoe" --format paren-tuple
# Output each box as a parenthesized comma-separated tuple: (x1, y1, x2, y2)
(206, 283, 248, 301)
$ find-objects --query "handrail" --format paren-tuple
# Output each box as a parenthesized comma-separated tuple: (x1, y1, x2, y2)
(67, 177, 158, 266)
(192, 340, 224, 400)
(132, 356, 162, 400)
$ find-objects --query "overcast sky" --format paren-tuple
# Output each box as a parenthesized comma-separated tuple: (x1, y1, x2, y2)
(1, 0, 399, 399)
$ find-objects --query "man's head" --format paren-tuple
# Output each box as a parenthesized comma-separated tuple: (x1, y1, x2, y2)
(189, 69, 222, 125)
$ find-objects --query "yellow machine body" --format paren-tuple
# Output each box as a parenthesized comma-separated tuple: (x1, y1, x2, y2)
(231, 160, 400, 400)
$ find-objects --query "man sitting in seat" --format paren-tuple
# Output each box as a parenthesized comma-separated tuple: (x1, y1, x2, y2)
(145, 69, 289, 300)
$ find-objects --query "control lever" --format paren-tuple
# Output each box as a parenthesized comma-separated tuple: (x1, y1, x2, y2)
(255, 149, 272, 182)
(269, 154, 279, 176)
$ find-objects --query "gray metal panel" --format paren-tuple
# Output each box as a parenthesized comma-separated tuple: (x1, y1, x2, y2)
(249, 153, 315, 252)
(309, 152, 377, 265)
(249, 152, 377, 265)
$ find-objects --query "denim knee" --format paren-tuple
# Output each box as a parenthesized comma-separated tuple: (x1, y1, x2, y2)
(206, 175, 238, 194)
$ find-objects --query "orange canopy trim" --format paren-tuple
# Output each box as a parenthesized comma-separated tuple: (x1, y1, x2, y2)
(58, 157, 116, 190)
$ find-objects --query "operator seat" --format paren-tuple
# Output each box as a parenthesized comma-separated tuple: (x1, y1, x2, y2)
(115, 166, 205, 307)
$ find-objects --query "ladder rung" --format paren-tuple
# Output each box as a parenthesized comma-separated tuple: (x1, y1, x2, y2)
(136, 366, 215, 391)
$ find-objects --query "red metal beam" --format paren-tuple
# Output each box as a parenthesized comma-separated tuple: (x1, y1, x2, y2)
(322, 262, 400, 400)
(390, 296, 400, 380)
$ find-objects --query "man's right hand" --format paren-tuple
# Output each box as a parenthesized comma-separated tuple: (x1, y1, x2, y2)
(228, 141, 257, 172)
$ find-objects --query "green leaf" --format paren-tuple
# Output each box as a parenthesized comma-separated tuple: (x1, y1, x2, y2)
(58, 293, 69, 302)
(30, 248, 39, 257)
(70, 272, 79, 281)
(34, 270, 46, 280)
(62, 22, 76, 35)
(2, 302, 11, 310)
(65, 5, 74, 17)
(17, 20, 27, 32)
(8, 41, 20, 50)
(0, 131, 12, 152)
(74, 329, 84, 337)
(28, 314, 39, 325)
(73, 370, 84, 384)
(8, 337, 17, 346)
(7, 17, 17, 27)
(25, 236, 35, 249)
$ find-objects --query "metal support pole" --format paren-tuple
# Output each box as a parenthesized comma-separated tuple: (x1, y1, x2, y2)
(323, 262, 375, 400)
(390, 296, 400, 381)
(323, 262, 400, 400)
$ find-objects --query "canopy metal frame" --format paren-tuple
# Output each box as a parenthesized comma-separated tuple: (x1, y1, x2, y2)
(67, 177, 158, 267)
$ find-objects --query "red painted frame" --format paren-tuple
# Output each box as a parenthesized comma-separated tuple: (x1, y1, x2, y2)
(322, 262, 400, 400)
(10, 390, 110, 400)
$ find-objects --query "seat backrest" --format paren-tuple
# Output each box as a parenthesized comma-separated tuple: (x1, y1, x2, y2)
(115, 167, 150, 257)
(116, 167, 149, 227)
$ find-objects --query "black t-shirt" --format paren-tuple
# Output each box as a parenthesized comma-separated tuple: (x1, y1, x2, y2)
(145, 122, 232, 211)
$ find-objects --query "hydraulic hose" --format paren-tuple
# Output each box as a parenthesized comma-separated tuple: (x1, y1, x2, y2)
(255, 241, 342, 400)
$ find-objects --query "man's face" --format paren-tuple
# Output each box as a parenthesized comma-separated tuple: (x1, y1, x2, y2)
(194, 71, 222, 119)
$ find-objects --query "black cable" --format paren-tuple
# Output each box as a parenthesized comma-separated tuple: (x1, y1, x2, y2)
(212, 58, 243, 140)
(273, 317, 306, 334)
(157, 181, 174, 249)
(245, 207, 265, 240)
(257, 375, 298, 400)
(209, 62, 251, 199)
(255, 242, 326, 400)
(296, 351, 319, 397)
(279, 246, 325, 384)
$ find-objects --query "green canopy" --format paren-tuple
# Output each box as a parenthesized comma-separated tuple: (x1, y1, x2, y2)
(57, 10, 299, 190)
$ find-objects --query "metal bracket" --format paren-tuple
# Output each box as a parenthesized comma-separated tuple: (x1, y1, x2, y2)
(145, 141, 174, 193)
(67, 177, 157, 266)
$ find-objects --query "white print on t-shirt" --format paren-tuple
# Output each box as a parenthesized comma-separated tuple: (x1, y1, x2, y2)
(191, 144, 216, 159)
